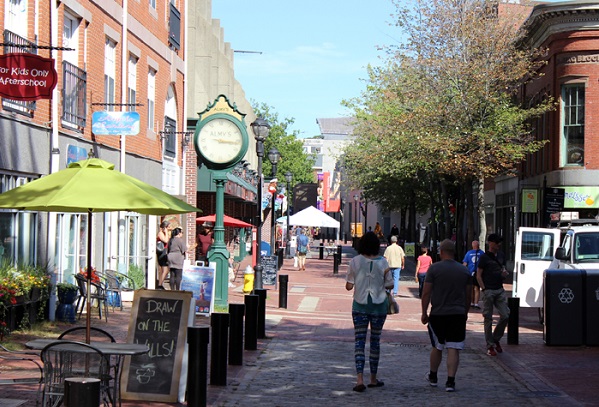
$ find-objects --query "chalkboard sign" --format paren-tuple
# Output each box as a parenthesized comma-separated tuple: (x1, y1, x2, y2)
(121, 289, 192, 402)
(261, 255, 278, 285)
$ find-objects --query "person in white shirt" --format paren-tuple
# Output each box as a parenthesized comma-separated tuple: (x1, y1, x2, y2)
(384, 236, 405, 297)
(346, 231, 394, 393)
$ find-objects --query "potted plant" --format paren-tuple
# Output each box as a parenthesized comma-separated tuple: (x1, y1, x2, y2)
(56, 282, 79, 304)
(56, 282, 79, 323)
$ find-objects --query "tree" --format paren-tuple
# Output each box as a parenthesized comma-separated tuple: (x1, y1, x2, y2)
(344, 0, 554, 249)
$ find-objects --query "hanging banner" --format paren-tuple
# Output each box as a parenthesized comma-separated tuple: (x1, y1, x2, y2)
(0, 53, 58, 100)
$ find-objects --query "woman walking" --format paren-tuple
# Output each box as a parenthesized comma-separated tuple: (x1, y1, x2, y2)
(415, 245, 433, 298)
(346, 231, 394, 392)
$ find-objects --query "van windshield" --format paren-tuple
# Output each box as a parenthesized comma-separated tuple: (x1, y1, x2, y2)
(574, 233, 599, 262)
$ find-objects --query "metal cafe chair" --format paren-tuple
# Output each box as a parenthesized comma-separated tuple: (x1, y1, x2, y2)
(58, 327, 118, 404)
(0, 344, 43, 388)
(40, 340, 112, 407)
(75, 273, 109, 322)
(101, 270, 123, 311)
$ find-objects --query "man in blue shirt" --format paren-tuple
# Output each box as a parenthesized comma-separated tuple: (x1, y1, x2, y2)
(462, 240, 484, 309)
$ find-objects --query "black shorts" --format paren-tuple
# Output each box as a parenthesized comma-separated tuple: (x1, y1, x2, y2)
(427, 314, 467, 350)
(472, 275, 479, 286)
(158, 254, 168, 267)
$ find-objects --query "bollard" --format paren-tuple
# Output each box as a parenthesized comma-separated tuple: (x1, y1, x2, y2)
(64, 377, 100, 407)
(253, 288, 268, 339)
(187, 326, 210, 407)
(229, 303, 245, 366)
(279, 275, 289, 309)
(507, 297, 519, 345)
(319, 242, 324, 260)
(210, 313, 230, 386)
(244, 294, 258, 350)
(333, 253, 339, 274)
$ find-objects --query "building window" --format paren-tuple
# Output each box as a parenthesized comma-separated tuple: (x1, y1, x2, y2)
(0, 173, 38, 265)
(2, 30, 36, 116)
(561, 84, 585, 166)
(149, 0, 156, 10)
(163, 117, 176, 158)
(104, 38, 116, 111)
(168, 2, 181, 51)
(128, 55, 137, 112)
(61, 61, 87, 130)
(147, 69, 156, 130)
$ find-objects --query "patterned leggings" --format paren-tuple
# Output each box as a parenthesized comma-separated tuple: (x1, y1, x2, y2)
(352, 311, 387, 374)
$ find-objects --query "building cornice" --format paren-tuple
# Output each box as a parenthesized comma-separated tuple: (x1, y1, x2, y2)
(525, 3, 599, 48)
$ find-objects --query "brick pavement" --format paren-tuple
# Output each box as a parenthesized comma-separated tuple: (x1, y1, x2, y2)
(2, 243, 598, 406)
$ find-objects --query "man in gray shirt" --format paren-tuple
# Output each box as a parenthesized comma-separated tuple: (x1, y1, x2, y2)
(421, 239, 472, 392)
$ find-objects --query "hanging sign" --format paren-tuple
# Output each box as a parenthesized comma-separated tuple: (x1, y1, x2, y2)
(92, 111, 141, 135)
(0, 53, 58, 100)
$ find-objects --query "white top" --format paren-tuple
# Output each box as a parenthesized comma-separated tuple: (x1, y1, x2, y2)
(346, 255, 392, 305)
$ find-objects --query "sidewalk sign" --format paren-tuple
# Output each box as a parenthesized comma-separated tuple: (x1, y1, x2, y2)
(261, 255, 278, 286)
(180, 262, 216, 316)
(121, 289, 192, 403)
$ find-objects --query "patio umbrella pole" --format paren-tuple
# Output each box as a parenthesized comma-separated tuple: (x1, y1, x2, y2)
(86, 209, 92, 344)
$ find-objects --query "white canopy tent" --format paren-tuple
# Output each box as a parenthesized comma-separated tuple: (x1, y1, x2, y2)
(283, 206, 340, 228)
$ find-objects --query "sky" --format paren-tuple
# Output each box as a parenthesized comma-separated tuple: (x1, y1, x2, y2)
(211, 1, 401, 138)
(211, 1, 564, 138)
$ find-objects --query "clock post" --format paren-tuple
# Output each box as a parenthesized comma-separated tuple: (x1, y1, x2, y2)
(194, 95, 250, 307)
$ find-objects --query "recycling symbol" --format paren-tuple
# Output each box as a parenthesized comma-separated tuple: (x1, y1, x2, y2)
(558, 287, 575, 304)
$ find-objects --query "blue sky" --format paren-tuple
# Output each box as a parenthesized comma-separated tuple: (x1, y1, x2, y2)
(212, 1, 563, 138)
(212, 1, 400, 137)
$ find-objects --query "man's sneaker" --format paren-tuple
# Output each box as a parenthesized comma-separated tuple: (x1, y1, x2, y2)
(425, 372, 438, 387)
(494, 341, 503, 353)
(487, 346, 497, 356)
(445, 381, 455, 392)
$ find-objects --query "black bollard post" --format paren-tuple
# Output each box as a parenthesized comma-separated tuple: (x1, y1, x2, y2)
(319, 242, 324, 260)
(64, 378, 100, 407)
(253, 288, 268, 339)
(333, 253, 339, 274)
(210, 313, 230, 386)
(228, 303, 245, 366)
(507, 297, 520, 345)
(279, 274, 288, 309)
(187, 326, 210, 407)
(244, 294, 258, 350)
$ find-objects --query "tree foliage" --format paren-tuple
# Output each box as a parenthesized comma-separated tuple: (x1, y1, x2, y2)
(344, 0, 554, 247)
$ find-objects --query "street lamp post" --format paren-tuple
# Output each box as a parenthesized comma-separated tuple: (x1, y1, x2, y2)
(267, 147, 281, 254)
(284, 171, 293, 258)
(251, 117, 271, 290)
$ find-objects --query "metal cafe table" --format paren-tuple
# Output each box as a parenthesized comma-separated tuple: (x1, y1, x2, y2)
(26, 338, 149, 406)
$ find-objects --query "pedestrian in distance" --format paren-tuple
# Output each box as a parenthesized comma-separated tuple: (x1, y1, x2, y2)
(462, 240, 484, 309)
(345, 231, 394, 393)
(383, 235, 405, 297)
(156, 220, 170, 289)
(167, 227, 197, 291)
(296, 228, 310, 271)
(415, 245, 433, 298)
(421, 239, 472, 392)
(476, 233, 510, 357)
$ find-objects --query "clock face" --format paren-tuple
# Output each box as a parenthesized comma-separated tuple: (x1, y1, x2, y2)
(197, 118, 244, 165)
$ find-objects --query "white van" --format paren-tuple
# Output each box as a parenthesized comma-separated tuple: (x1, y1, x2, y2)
(514, 220, 599, 319)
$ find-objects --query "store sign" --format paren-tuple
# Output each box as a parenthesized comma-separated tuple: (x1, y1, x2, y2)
(92, 111, 140, 135)
(0, 53, 58, 100)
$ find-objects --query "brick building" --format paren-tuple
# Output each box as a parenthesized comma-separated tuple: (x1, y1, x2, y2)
(491, 1, 599, 267)
(0, 0, 256, 291)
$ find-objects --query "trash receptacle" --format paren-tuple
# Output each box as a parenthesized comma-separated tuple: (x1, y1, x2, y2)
(544, 269, 584, 346)
(584, 269, 599, 346)
(243, 265, 254, 293)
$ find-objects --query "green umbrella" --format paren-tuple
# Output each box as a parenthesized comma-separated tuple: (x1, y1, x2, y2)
(0, 158, 201, 342)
